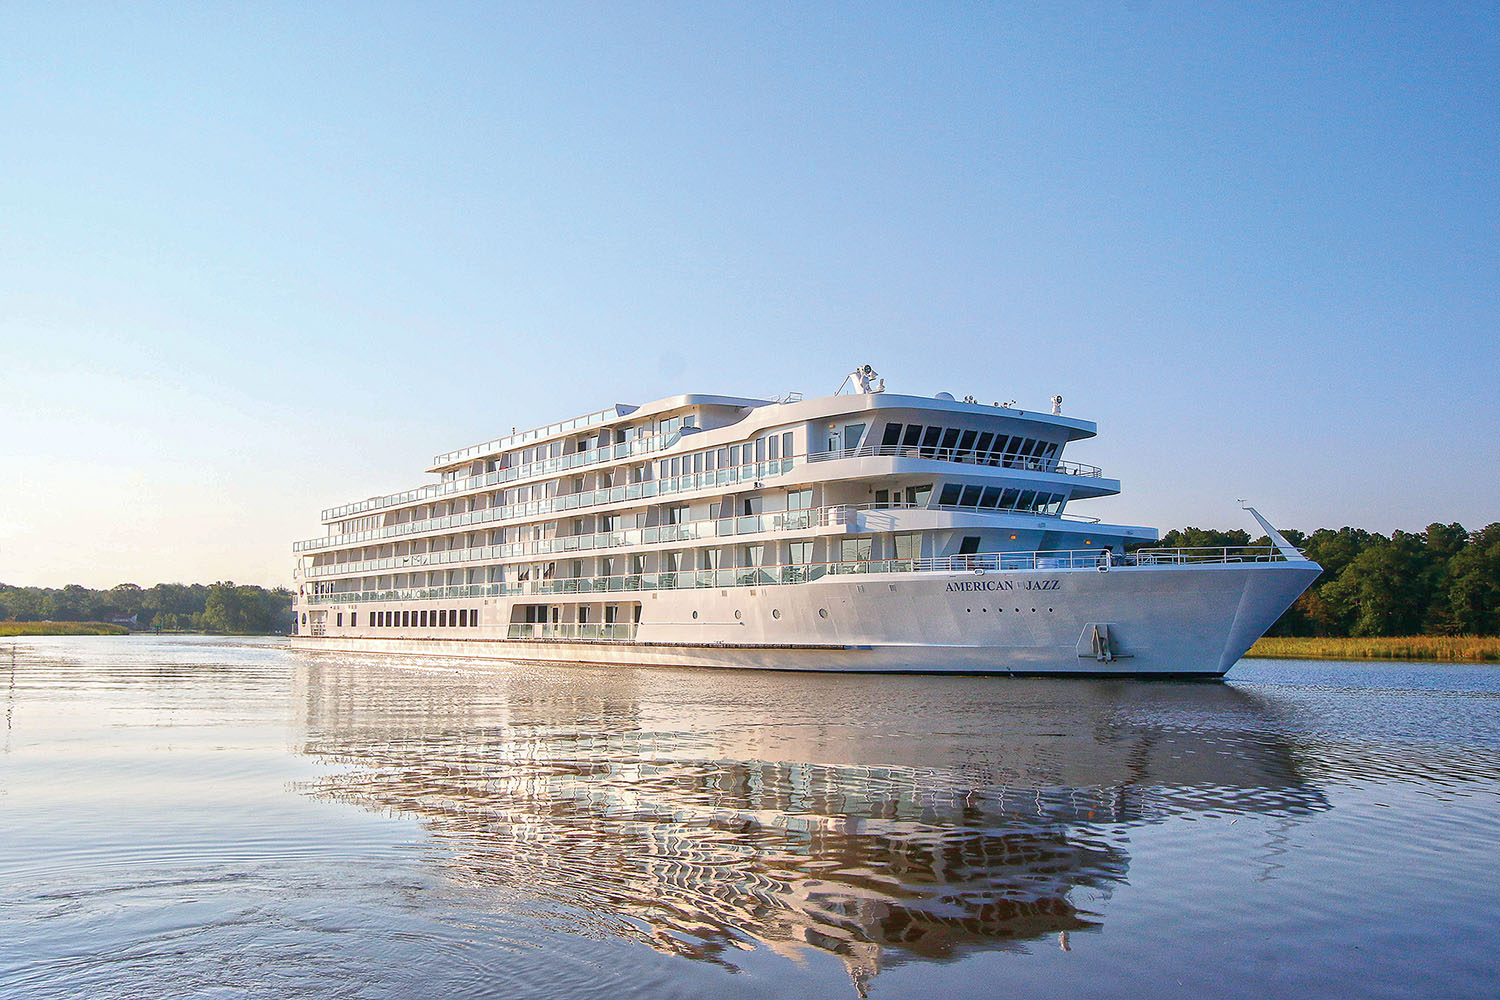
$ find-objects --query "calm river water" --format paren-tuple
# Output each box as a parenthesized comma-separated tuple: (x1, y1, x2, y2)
(2, 636, 1497, 999)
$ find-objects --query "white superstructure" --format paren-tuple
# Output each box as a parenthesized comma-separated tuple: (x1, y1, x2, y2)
(290, 370, 1319, 675)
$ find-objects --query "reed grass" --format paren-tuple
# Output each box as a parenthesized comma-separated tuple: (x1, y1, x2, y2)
(1248, 635, 1500, 663)
(0, 621, 130, 637)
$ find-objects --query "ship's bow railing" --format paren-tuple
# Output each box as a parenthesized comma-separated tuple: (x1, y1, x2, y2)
(1130, 545, 1301, 566)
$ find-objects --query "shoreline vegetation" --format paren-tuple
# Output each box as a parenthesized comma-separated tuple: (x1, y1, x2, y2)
(0, 621, 131, 637)
(1248, 635, 1500, 663)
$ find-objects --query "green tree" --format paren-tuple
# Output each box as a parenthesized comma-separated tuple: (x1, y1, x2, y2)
(1322, 533, 1433, 637)
(1447, 523, 1500, 634)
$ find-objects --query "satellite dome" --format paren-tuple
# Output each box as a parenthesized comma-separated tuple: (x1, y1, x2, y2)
(935, 391, 955, 401)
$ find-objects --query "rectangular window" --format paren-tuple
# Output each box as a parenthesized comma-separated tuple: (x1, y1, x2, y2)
(938, 484, 962, 506)
(940, 428, 961, 453)
(336, 613, 343, 626)
(351, 613, 357, 627)
(729, 445, 740, 466)
(439, 610, 447, 627)
(755, 437, 766, 462)
(787, 488, 812, 510)
(990, 435, 1010, 460)
(1018, 490, 1037, 509)
(902, 424, 924, 448)
(717, 447, 729, 469)
(959, 485, 982, 507)
(894, 533, 918, 561)
(881, 423, 903, 447)
(789, 540, 812, 564)
(875, 488, 889, 505)
(921, 426, 942, 457)
(958, 430, 977, 454)
(471, 609, 479, 627)
(844, 423, 866, 451)
(840, 537, 872, 562)
(999, 488, 1021, 509)
(402, 610, 410, 627)
(959, 536, 981, 555)
(980, 486, 1002, 508)
(693, 452, 703, 473)
(768, 435, 779, 460)
(782, 431, 793, 457)
(420, 610, 428, 627)
(671, 457, 681, 476)
(910, 484, 933, 506)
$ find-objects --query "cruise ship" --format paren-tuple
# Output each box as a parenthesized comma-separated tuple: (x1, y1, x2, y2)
(290, 367, 1320, 675)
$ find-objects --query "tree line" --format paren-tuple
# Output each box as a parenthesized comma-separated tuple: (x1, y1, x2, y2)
(0, 582, 295, 635)
(1148, 522, 1500, 637)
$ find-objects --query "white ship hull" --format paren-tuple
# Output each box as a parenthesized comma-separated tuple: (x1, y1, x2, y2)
(290, 560, 1319, 676)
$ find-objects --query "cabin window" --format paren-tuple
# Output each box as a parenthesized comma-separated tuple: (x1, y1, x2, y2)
(940, 428, 961, 453)
(920, 426, 942, 457)
(351, 613, 358, 627)
(875, 489, 889, 505)
(755, 437, 766, 462)
(787, 488, 812, 510)
(938, 484, 962, 506)
(470, 609, 479, 627)
(1018, 491, 1037, 510)
(336, 613, 343, 626)
(439, 610, 447, 627)
(843, 423, 866, 451)
(420, 610, 428, 626)
(895, 534, 919, 561)
(958, 430, 977, 454)
(782, 431, 793, 457)
(960, 485, 982, 507)
(767, 435, 779, 460)
(1000, 489, 1021, 509)
(882, 423, 903, 447)
(841, 537, 872, 562)
(910, 484, 933, 506)
(902, 424, 923, 449)
(980, 486, 1002, 509)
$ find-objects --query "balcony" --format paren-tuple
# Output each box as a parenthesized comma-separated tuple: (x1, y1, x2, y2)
(808, 443, 1101, 477)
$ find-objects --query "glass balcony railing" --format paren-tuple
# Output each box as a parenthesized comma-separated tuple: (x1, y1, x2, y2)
(301, 546, 1302, 606)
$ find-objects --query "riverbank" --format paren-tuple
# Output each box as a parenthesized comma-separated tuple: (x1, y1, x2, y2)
(0, 622, 130, 636)
(1249, 635, 1500, 662)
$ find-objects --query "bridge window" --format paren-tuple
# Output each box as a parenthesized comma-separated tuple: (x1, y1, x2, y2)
(980, 486, 1002, 508)
(902, 424, 923, 449)
(882, 423, 903, 447)
(938, 484, 962, 506)
(958, 430, 977, 454)
(960, 485, 983, 507)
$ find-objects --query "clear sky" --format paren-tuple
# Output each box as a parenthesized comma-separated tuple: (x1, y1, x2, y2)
(2, 2, 1497, 589)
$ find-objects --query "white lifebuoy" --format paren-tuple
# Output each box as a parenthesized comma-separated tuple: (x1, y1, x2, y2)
(1097, 564, 1110, 573)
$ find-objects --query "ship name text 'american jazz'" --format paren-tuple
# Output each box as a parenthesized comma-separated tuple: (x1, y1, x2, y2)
(291, 367, 1319, 676)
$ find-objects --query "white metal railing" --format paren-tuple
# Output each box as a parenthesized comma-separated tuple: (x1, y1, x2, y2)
(306, 583, 520, 606)
(323, 429, 683, 522)
(297, 455, 799, 553)
(302, 501, 1111, 581)
(302, 546, 1303, 605)
(506, 622, 638, 641)
(429, 405, 624, 471)
(1132, 546, 1298, 565)
(808, 444, 1102, 477)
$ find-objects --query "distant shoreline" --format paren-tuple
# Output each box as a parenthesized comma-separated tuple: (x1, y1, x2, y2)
(0, 622, 285, 638)
(1248, 635, 1499, 663)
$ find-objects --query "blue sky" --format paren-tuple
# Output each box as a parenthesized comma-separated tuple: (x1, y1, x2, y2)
(2, 2, 1496, 588)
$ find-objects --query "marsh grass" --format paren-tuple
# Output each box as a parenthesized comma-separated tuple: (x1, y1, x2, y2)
(1249, 635, 1500, 662)
(0, 621, 130, 636)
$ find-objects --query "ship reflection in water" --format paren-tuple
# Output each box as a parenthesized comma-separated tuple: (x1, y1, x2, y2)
(294, 657, 1328, 992)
